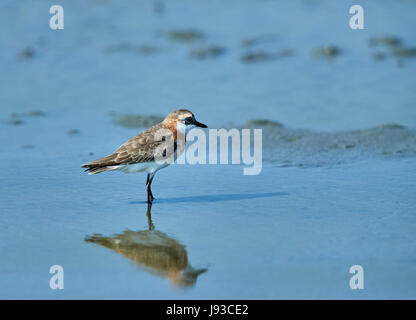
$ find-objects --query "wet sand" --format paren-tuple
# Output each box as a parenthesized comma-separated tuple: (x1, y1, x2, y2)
(1, 0, 416, 299)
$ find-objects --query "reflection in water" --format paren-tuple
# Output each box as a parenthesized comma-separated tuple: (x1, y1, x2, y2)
(85, 204, 207, 287)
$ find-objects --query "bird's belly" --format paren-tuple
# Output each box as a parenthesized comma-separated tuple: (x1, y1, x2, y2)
(117, 161, 170, 174)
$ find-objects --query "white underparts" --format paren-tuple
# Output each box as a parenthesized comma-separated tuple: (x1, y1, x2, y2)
(115, 161, 170, 174)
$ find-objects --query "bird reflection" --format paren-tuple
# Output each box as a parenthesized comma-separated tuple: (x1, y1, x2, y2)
(85, 203, 207, 287)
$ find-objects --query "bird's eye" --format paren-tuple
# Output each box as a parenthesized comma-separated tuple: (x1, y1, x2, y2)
(184, 117, 193, 124)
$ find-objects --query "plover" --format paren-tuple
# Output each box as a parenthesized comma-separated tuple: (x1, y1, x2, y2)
(82, 109, 207, 203)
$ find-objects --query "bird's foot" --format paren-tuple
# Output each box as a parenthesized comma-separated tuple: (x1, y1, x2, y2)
(147, 192, 154, 204)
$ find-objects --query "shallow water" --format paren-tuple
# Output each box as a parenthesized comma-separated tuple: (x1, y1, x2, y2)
(1, 0, 416, 299)
(1, 156, 415, 299)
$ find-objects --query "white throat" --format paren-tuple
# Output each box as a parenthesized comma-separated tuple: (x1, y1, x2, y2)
(177, 122, 195, 136)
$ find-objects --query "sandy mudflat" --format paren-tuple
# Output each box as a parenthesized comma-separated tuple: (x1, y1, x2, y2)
(1, 0, 416, 298)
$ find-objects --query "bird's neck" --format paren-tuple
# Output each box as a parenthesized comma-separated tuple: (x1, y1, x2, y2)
(162, 120, 185, 142)
(176, 122, 187, 139)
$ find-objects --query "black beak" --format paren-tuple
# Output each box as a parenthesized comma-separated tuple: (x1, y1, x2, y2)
(194, 120, 208, 128)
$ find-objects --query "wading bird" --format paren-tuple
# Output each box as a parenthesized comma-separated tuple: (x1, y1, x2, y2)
(82, 109, 207, 203)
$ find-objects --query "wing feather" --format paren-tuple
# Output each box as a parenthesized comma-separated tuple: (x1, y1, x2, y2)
(82, 123, 176, 169)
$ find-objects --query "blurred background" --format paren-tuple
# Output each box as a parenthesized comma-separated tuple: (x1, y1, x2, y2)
(1, 0, 416, 299)
(2, 0, 416, 131)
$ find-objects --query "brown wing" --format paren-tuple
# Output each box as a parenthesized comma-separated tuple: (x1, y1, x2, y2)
(82, 123, 176, 170)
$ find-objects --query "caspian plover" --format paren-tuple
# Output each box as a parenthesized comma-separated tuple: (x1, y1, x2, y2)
(82, 109, 207, 203)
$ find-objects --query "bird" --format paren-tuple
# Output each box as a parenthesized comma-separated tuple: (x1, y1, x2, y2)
(82, 109, 207, 203)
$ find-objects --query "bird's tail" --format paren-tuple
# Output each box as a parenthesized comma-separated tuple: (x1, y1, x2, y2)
(83, 166, 109, 175)
(82, 164, 118, 175)
(82, 153, 120, 175)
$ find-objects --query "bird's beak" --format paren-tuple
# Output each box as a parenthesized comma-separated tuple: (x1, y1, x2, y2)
(194, 120, 208, 128)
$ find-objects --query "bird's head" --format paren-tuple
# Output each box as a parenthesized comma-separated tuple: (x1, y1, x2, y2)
(164, 109, 207, 129)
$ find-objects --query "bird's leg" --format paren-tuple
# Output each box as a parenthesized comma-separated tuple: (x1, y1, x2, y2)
(146, 173, 153, 203)
(148, 173, 155, 200)
(146, 173, 155, 203)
